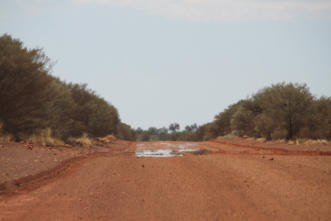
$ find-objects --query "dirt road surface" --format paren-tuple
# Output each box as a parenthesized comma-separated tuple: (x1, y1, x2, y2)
(1, 141, 331, 221)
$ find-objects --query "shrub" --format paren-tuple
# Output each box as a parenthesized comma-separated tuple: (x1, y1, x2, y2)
(0, 134, 13, 143)
(256, 138, 266, 143)
(0, 121, 13, 143)
(218, 134, 238, 140)
(68, 133, 92, 146)
(29, 128, 64, 146)
(296, 138, 307, 144)
(0, 34, 122, 142)
(97, 134, 116, 143)
(271, 129, 288, 140)
(302, 139, 329, 145)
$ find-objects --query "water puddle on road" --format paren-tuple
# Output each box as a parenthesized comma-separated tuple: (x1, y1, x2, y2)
(135, 143, 200, 158)
(135, 149, 183, 157)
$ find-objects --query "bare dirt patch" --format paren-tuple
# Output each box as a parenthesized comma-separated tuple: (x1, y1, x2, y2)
(0, 141, 330, 221)
(0, 140, 132, 197)
(209, 138, 331, 156)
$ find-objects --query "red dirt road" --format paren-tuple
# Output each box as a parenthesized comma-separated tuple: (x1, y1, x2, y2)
(1, 141, 331, 221)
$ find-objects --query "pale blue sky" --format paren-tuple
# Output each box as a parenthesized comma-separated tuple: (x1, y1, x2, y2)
(1, 0, 331, 129)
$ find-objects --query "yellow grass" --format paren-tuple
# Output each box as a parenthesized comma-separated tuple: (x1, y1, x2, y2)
(97, 134, 116, 143)
(217, 134, 238, 140)
(0, 121, 14, 143)
(299, 139, 329, 145)
(0, 134, 13, 143)
(29, 128, 64, 146)
(244, 137, 255, 141)
(68, 133, 92, 146)
(273, 139, 287, 144)
(256, 138, 266, 143)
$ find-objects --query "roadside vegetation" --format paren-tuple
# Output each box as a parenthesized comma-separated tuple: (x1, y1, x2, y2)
(135, 123, 199, 141)
(0, 34, 136, 143)
(136, 83, 330, 143)
(1, 34, 330, 144)
(194, 83, 331, 142)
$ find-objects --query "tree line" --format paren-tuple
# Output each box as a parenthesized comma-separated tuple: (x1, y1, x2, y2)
(136, 123, 199, 141)
(2, 34, 329, 143)
(0, 34, 136, 141)
(193, 83, 331, 141)
(136, 83, 330, 142)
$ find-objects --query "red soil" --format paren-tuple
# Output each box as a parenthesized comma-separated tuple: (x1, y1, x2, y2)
(0, 140, 330, 221)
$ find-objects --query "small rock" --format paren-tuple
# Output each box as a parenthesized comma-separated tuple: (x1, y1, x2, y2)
(141, 165, 145, 168)
(269, 157, 274, 161)
(262, 155, 265, 158)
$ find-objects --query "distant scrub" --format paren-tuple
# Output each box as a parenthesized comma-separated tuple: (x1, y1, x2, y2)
(135, 123, 199, 141)
(135, 83, 330, 142)
(0, 34, 136, 142)
(2, 34, 329, 143)
(194, 83, 331, 141)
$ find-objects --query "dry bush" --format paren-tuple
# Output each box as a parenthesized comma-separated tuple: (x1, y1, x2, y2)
(256, 138, 266, 143)
(217, 134, 238, 140)
(272, 139, 287, 144)
(29, 128, 64, 146)
(0, 134, 13, 143)
(246, 137, 255, 141)
(0, 121, 13, 143)
(97, 134, 116, 144)
(296, 138, 307, 145)
(271, 129, 287, 140)
(68, 133, 92, 146)
(288, 140, 295, 145)
(300, 139, 329, 145)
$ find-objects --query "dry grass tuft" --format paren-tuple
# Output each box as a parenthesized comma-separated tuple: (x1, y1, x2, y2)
(29, 128, 64, 146)
(298, 139, 329, 145)
(256, 138, 266, 143)
(0, 121, 14, 143)
(97, 134, 116, 144)
(287, 140, 295, 145)
(273, 139, 287, 144)
(0, 134, 13, 143)
(246, 137, 255, 141)
(68, 133, 92, 146)
(217, 134, 238, 140)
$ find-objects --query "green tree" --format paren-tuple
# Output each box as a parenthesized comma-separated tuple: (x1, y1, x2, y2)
(259, 83, 313, 139)
(0, 34, 53, 138)
(169, 123, 180, 133)
(169, 123, 180, 141)
(230, 105, 255, 137)
(42, 77, 75, 139)
(302, 97, 331, 139)
(117, 123, 137, 141)
(69, 83, 119, 137)
(213, 100, 244, 136)
(0, 34, 130, 141)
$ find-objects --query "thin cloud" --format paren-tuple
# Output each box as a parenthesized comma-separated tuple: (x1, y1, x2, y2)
(73, 0, 331, 22)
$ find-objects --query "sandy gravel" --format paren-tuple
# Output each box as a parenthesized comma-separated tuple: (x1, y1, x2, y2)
(0, 141, 331, 221)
